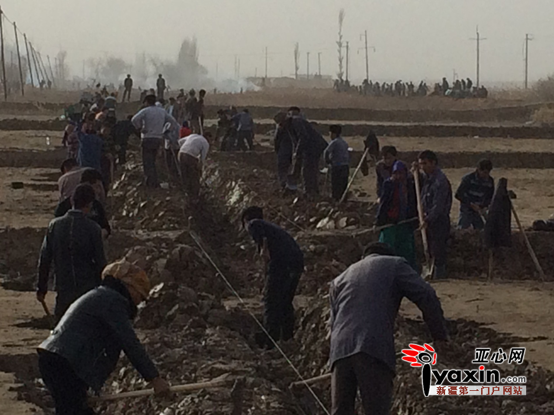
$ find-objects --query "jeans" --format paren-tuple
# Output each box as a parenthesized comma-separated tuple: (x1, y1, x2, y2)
(458, 209, 485, 230)
(122, 88, 132, 102)
(302, 156, 320, 195)
(141, 138, 161, 188)
(331, 353, 393, 415)
(164, 148, 179, 179)
(178, 152, 201, 198)
(331, 165, 349, 200)
(38, 350, 95, 415)
(262, 262, 302, 345)
(277, 151, 293, 189)
(236, 130, 253, 151)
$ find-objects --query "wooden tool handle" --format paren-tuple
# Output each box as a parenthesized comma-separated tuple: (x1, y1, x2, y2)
(511, 201, 546, 282)
(412, 168, 430, 262)
(340, 147, 369, 204)
(91, 375, 230, 402)
(290, 373, 331, 388)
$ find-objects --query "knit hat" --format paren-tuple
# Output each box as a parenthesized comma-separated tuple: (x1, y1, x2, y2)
(392, 160, 407, 173)
(102, 260, 151, 300)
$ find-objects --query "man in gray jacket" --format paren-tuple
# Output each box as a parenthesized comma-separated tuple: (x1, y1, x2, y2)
(37, 184, 107, 321)
(132, 94, 179, 188)
(329, 243, 448, 415)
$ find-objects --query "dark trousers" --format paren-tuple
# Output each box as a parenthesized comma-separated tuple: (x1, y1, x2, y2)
(141, 138, 161, 188)
(277, 151, 293, 189)
(157, 88, 164, 101)
(428, 215, 450, 277)
(178, 152, 201, 198)
(236, 130, 253, 151)
(458, 209, 485, 230)
(331, 165, 349, 200)
(303, 156, 320, 195)
(332, 353, 394, 415)
(263, 263, 302, 344)
(38, 350, 94, 415)
(122, 88, 131, 102)
(165, 148, 179, 179)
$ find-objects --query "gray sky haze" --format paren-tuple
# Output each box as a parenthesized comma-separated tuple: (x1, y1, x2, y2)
(2, 0, 553, 85)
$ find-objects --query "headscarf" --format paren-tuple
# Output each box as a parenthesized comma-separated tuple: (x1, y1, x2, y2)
(102, 259, 151, 301)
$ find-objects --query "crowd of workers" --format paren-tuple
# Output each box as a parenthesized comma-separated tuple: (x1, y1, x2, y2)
(35, 83, 499, 414)
(334, 76, 489, 99)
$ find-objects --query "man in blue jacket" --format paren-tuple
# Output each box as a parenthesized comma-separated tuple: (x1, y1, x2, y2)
(241, 206, 304, 348)
(37, 184, 107, 320)
(330, 243, 447, 415)
(418, 150, 453, 279)
(455, 159, 494, 230)
(38, 260, 169, 414)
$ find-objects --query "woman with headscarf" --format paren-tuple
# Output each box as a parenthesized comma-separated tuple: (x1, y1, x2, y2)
(37, 260, 170, 414)
(375, 161, 418, 270)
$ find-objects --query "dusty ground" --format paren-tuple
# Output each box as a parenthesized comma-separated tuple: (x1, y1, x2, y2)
(1, 99, 554, 412)
(353, 167, 554, 226)
(0, 131, 62, 151)
(0, 288, 53, 414)
(0, 167, 59, 229)
(401, 280, 554, 371)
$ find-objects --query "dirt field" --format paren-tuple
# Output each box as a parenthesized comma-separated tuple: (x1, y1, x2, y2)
(1, 94, 554, 413)
(401, 281, 554, 371)
(353, 167, 554, 226)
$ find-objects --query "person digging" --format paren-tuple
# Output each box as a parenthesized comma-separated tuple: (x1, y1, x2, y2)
(37, 259, 170, 414)
(241, 206, 304, 349)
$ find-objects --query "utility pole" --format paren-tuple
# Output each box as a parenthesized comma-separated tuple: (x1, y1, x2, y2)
(24, 34, 34, 88)
(345, 41, 350, 82)
(318, 52, 322, 77)
(524, 33, 533, 89)
(264, 47, 268, 79)
(294, 43, 300, 80)
(30, 45, 43, 85)
(47, 55, 55, 87)
(471, 26, 487, 88)
(13, 22, 24, 96)
(362, 30, 369, 81)
(307, 52, 310, 79)
(38, 52, 50, 84)
(0, 8, 7, 100)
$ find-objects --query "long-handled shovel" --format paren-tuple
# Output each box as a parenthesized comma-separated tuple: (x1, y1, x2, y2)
(91, 374, 231, 402)
(413, 168, 434, 279)
(511, 200, 546, 282)
(339, 147, 369, 204)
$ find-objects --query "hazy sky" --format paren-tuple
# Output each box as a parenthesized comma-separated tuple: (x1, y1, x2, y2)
(2, 0, 553, 85)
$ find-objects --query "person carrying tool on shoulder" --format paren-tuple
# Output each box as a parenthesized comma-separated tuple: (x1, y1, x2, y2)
(38, 259, 169, 414)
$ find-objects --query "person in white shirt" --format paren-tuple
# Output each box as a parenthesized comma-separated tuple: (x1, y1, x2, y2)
(178, 132, 211, 200)
(131, 95, 179, 188)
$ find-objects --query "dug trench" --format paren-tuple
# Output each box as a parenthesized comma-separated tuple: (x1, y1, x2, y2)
(1, 150, 554, 414)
